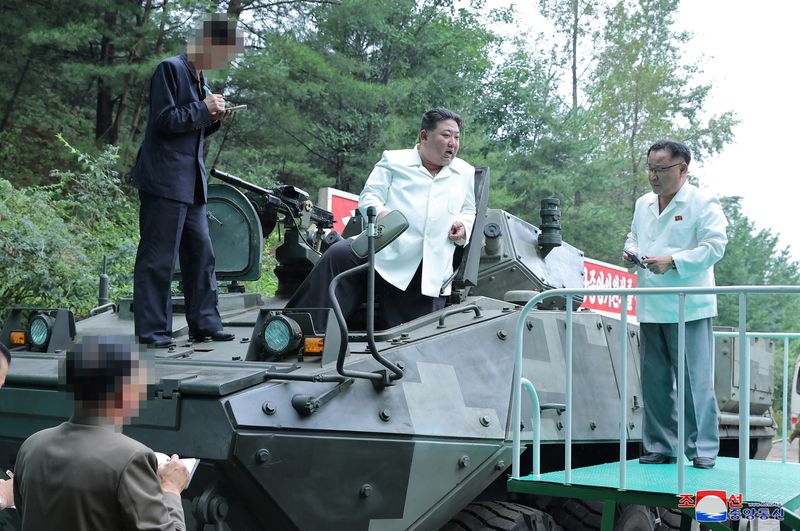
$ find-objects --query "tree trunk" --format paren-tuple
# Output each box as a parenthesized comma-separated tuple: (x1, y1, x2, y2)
(95, 10, 118, 146)
(129, 0, 168, 144)
(0, 50, 34, 133)
(571, 0, 578, 110)
(96, 80, 114, 146)
(335, 151, 347, 191)
(113, 0, 152, 159)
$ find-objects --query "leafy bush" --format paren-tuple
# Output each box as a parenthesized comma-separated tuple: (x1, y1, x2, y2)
(0, 135, 137, 320)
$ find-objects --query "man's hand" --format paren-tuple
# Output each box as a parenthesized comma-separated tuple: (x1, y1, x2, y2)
(0, 470, 13, 511)
(203, 93, 233, 122)
(203, 93, 226, 114)
(622, 252, 634, 266)
(157, 455, 190, 495)
(448, 221, 465, 241)
(642, 255, 675, 275)
(622, 249, 638, 267)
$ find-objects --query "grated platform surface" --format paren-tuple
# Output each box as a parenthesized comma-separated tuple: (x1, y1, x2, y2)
(509, 457, 800, 509)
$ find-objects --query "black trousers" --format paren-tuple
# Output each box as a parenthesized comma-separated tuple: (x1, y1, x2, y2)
(133, 191, 223, 343)
(285, 239, 445, 330)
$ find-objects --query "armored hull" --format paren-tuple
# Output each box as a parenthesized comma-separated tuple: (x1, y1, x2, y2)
(0, 176, 775, 530)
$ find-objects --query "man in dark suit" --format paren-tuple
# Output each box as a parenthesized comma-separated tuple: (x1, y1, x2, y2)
(132, 14, 243, 347)
(12, 336, 189, 530)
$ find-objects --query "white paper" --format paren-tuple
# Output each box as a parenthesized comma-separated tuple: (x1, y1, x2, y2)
(154, 452, 199, 485)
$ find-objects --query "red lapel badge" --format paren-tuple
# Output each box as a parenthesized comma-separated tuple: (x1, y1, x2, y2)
(675, 215, 683, 221)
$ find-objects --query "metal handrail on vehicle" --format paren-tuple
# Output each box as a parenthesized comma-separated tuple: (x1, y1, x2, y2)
(511, 285, 800, 500)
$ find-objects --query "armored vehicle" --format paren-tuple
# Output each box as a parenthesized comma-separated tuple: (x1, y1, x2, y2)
(0, 169, 775, 530)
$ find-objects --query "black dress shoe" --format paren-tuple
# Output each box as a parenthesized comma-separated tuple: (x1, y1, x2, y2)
(191, 330, 235, 342)
(639, 453, 677, 464)
(692, 456, 716, 469)
(149, 338, 176, 349)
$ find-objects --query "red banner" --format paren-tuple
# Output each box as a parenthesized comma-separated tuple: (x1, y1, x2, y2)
(580, 257, 637, 318)
(318, 187, 359, 234)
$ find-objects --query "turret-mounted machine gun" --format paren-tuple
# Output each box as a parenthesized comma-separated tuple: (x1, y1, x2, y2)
(207, 169, 335, 296)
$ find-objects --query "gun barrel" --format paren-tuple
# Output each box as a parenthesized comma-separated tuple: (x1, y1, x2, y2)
(210, 168, 271, 196)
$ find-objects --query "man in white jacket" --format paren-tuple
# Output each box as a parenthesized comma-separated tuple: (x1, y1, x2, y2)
(623, 139, 728, 469)
(286, 108, 476, 329)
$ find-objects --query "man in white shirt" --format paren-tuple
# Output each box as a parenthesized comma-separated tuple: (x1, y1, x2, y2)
(286, 108, 476, 329)
(623, 140, 728, 469)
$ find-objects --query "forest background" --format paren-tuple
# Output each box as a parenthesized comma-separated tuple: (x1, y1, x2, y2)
(1, 0, 798, 408)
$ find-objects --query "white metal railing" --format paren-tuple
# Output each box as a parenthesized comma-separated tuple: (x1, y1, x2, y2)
(714, 330, 800, 464)
(511, 285, 800, 501)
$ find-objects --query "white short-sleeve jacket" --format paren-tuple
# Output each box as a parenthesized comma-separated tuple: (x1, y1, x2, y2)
(625, 183, 728, 323)
(359, 148, 476, 297)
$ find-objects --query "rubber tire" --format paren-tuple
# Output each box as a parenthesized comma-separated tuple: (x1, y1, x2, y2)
(654, 508, 710, 531)
(614, 505, 655, 531)
(441, 501, 564, 531)
(540, 500, 658, 531)
(547, 499, 604, 530)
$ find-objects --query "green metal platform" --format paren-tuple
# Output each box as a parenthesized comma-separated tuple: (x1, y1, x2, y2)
(508, 457, 800, 530)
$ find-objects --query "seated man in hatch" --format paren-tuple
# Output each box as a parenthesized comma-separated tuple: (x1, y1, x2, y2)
(286, 108, 476, 329)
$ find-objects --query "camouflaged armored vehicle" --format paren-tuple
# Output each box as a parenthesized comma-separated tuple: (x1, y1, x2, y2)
(0, 169, 775, 531)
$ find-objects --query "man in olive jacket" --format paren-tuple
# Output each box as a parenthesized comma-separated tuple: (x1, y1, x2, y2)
(13, 337, 190, 530)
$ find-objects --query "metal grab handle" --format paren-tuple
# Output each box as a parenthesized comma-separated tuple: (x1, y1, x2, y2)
(291, 378, 354, 416)
(436, 304, 482, 328)
(331, 206, 404, 386)
(89, 302, 116, 316)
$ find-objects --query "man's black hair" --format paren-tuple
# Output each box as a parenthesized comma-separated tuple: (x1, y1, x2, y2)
(0, 342, 9, 366)
(62, 336, 140, 405)
(648, 139, 691, 165)
(420, 108, 463, 134)
(204, 15, 238, 47)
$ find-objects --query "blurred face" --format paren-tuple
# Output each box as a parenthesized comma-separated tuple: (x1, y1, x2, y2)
(201, 38, 239, 70)
(418, 119, 460, 169)
(187, 18, 240, 71)
(188, 39, 238, 70)
(647, 149, 687, 199)
(0, 356, 7, 388)
(116, 364, 150, 426)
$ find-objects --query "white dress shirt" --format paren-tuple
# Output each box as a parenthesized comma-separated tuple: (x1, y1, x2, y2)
(359, 148, 476, 297)
(625, 183, 728, 323)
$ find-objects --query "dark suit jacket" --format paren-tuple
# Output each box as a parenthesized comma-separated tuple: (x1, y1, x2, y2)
(13, 417, 185, 531)
(132, 53, 221, 204)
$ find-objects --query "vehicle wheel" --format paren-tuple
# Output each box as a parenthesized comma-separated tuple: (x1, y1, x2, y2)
(441, 501, 564, 531)
(547, 499, 603, 530)
(653, 507, 709, 530)
(614, 505, 655, 531)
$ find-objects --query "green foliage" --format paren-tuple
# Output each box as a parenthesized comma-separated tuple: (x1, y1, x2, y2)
(713, 197, 800, 412)
(217, 0, 497, 194)
(0, 136, 137, 319)
(581, 0, 737, 219)
(715, 197, 800, 331)
(2, 0, 798, 407)
(0, 178, 91, 310)
(242, 234, 281, 297)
